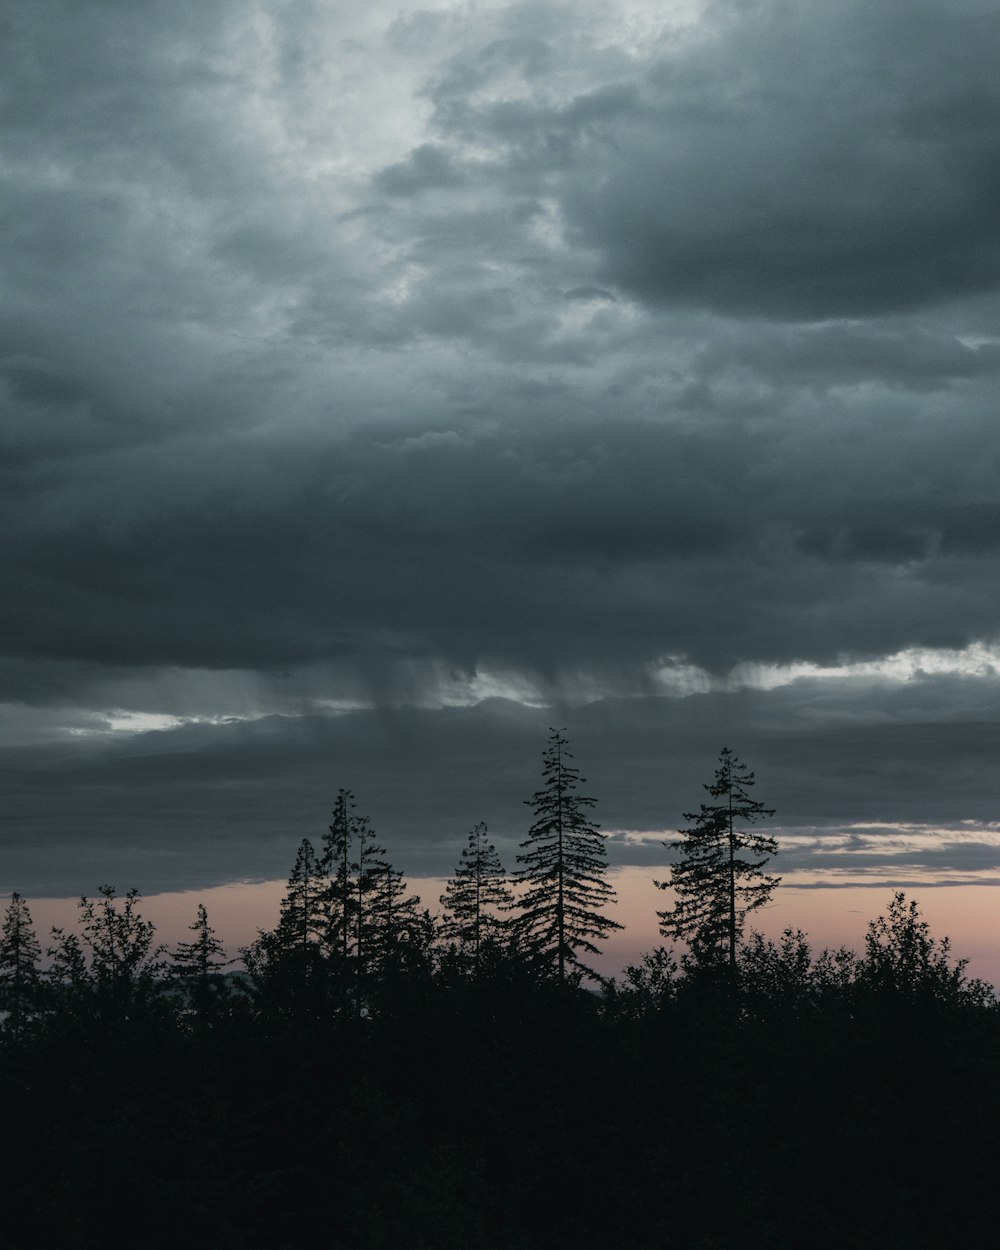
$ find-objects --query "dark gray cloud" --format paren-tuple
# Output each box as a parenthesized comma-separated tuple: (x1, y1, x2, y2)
(4, 672, 1000, 895)
(3, 0, 1000, 896)
(532, 2, 1000, 319)
(5, 401, 999, 679)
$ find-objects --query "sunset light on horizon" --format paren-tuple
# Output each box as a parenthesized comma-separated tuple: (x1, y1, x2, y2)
(4, 0, 1000, 979)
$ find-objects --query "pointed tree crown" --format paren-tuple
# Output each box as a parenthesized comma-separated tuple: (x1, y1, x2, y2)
(657, 747, 778, 968)
(439, 822, 514, 960)
(515, 728, 621, 983)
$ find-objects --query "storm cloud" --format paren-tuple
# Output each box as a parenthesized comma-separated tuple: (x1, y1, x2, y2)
(3, 0, 1000, 895)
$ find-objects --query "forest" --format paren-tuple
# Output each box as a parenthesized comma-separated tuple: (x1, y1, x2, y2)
(1, 732, 998, 1249)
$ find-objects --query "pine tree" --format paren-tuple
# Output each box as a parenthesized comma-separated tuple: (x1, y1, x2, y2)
(171, 903, 230, 1019)
(0, 892, 41, 1037)
(352, 816, 423, 982)
(656, 747, 778, 969)
(172, 903, 228, 977)
(242, 840, 328, 1017)
(243, 798, 428, 1016)
(275, 839, 326, 954)
(440, 822, 514, 967)
(351, 814, 382, 990)
(515, 728, 622, 983)
(321, 788, 359, 964)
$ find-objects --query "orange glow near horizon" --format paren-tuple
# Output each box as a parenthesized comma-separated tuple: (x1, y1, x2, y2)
(18, 868, 1000, 988)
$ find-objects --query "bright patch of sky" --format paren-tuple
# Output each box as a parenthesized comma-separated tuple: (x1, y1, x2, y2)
(610, 822, 1000, 882)
(643, 641, 1000, 699)
(73, 711, 268, 736)
(0, 704, 269, 745)
(12, 637, 1000, 748)
(731, 642, 1000, 691)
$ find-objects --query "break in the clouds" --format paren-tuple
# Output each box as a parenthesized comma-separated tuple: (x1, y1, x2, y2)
(3, 0, 1000, 895)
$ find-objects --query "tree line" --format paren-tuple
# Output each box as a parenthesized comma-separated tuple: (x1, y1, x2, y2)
(0, 731, 997, 1249)
(0, 730, 991, 1030)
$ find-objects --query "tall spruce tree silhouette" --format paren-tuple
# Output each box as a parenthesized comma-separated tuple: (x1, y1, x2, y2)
(354, 818, 422, 973)
(516, 729, 621, 983)
(367, 859, 427, 973)
(322, 788, 358, 964)
(276, 839, 326, 953)
(657, 747, 778, 969)
(331, 810, 424, 1009)
(0, 892, 41, 1038)
(243, 840, 328, 1015)
(440, 822, 514, 967)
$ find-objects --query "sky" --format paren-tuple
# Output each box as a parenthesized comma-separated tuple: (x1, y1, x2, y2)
(3, 0, 1000, 965)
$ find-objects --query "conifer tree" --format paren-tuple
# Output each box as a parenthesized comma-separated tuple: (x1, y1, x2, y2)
(242, 841, 328, 1016)
(369, 860, 429, 972)
(243, 798, 429, 1014)
(321, 788, 359, 964)
(351, 814, 382, 988)
(275, 839, 326, 954)
(0, 892, 41, 1037)
(657, 747, 778, 969)
(440, 822, 514, 966)
(171, 903, 230, 1019)
(173, 903, 229, 976)
(515, 729, 621, 982)
(351, 816, 423, 982)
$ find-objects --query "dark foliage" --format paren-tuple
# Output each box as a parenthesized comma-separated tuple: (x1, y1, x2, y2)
(0, 882, 995, 1250)
(2, 749, 998, 1249)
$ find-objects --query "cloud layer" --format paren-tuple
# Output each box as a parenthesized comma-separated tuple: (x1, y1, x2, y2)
(3, 0, 999, 893)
